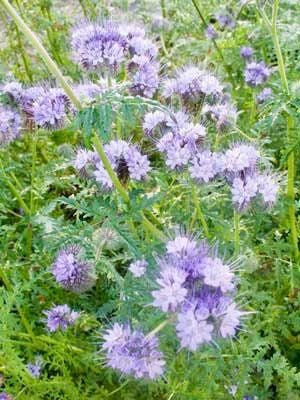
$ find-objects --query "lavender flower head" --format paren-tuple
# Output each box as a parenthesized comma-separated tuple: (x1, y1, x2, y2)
(151, 235, 244, 351)
(216, 12, 236, 30)
(52, 245, 95, 293)
(244, 61, 271, 87)
(0, 393, 13, 400)
(1, 81, 23, 102)
(31, 88, 70, 130)
(102, 323, 165, 379)
(93, 140, 150, 190)
(129, 55, 160, 98)
(0, 107, 21, 146)
(223, 144, 260, 177)
(43, 304, 79, 332)
(256, 87, 273, 104)
(73, 148, 99, 176)
(129, 259, 148, 277)
(205, 24, 218, 40)
(71, 21, 128, 72)
(189, 150, 224, 183)
(163, 66, 223, 107)
(203, 102, 238, 132)
(27, 355, 43, 378)
(240, 46, 254, 61)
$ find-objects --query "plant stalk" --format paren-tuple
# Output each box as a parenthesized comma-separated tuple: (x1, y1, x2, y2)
(234, 210, 240, 255)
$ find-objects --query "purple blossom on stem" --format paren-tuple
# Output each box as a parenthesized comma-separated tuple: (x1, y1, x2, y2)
(93, 140, 150, 189)
(256, 87, 273, 104)
(102, 323, 165, 379)
(129, 56, 160, 98)
(0, 393, 12, 400)
(129, 259, 148, 277)
(52, 245, 95, 293)
(257, 173, 279, 204)
(27, 356, 43, 378)
(71, 21, 128, 72)
(202, 257, 235, 293)
(223, 144, 260, 176)
(205, 24, 218, 40)
(189, 150, 224, 183)
(244, 61, 271, 87)
(73, 148, 99, 176)
(216, 13, 236, 30)
(0, 107, 21, 145)
(231, 175, 259, 210)
(43, 304, 79, 332)
(1, 81, 23, 102)
(203, 102, 238, 132)
(240, 46, 254, 61)
(176, 304, 213, 350)
(162, 66, 223, 105)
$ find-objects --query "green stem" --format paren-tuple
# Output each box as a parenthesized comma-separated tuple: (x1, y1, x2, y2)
(160, 0, 166, 18)
(107, 380, 130, 397)
(141, 214, 167, 241)
(146, 319, 170, 339)
(92, 133, 130, 203)
(287, 116, 299, 260)
(0, 0, 81, 110)
(191, 186, 209, 238)
(191, 0, 233, 81)
(233, 210, 240, 255)
(258, 0, 298, 259)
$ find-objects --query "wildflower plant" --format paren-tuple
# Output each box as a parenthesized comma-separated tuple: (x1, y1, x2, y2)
(0, 0, 299, 399)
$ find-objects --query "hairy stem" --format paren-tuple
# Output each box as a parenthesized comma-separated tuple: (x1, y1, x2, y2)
(0, 0, 81, 109)
(191, 186, 209, 238)
(234, 210, 240, 255)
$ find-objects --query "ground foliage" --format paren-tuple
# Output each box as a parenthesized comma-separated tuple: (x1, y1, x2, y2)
(0, 0, 299, 399)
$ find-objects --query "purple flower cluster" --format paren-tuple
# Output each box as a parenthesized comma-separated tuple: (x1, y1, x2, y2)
(0, 106, 21, 146)
(74, 140, 150, 189)
(52, 245, 95, 293)
(205, 24, 218, 40)
(152, 235, 244, 351)
(71, 21, 128, 72)
(43, 304, 79, 332)
(27, 356, 43, 378)
(216, 12, 236, 30)
(163, 66, 223, 107)
(102, 323, 165, 379)
(256, 87, 273, 104)
(240, 46, 254, 61)
(203, 102, 238, 132)
(0, 393, 12, 400)
(143, 109, 206, 169)
(244, 61, 271, 87)
(71, 20, 160, 98)
(129, 259, 148, 277)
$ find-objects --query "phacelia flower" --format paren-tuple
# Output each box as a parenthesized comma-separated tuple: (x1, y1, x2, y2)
(240, 46, 254, 61)
(52, 245, 95, 293)
(0, 107, 21, 145)
(223, 144, 260, 177)
(74, 82, 104, 102)
(203, 103, 238, 132)
(1, 81, 23, 102)
(256, 87, 273, 104)
(129, 36, 158, 59)
(189, 150, 224, 183)
(102, 323, 165, 379)
(27, 356, 43, 378)
(93, 140, 150, 189)
(71, 21, 128, 72)
(202, 257, 235, 293)
(231, 175, 258, 210)
(142, 110, 168, 135)
(176, 305, 213, 350)
(129, 259, 148, 277)
(152, 265, 188, 312)
(0, 393, 13, 400)
(257, 173, 279, 204)
(129, 56, 160, 98)
(216, 13, 236, 30)
(244, 61, 271, 87)
(31, 88, 70, 130)
(73, 148, 99, 176)
(43, 304, 79, 332)
(212, 300, 243, 338)
(163, 66, 223, 106)
(205, 24, 218, 40)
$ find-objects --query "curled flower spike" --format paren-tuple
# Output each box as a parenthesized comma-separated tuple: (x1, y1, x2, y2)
(189, 150, 224, 183)
(1, 81, 23, 102)
(71, 21, 128, 73)
(0, 106, 21, 146)
(150, 234, 244, 351)
(52, 245, 96, 293)
(93, 140, 150, 190)
(203, 102, 238, 132)
(162, 65, 223, 107)
(244, 61, 271, 87)
(129, 259, 148, 277)
(205, 24, 218, 40)
(240, 46, 254, 61)
(27, 355, 43, 378)
(216, 12, 236, 30)
(43, 304, 79, 332)
(256, 87, 273, 104)
(102, 323, 165, 379)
